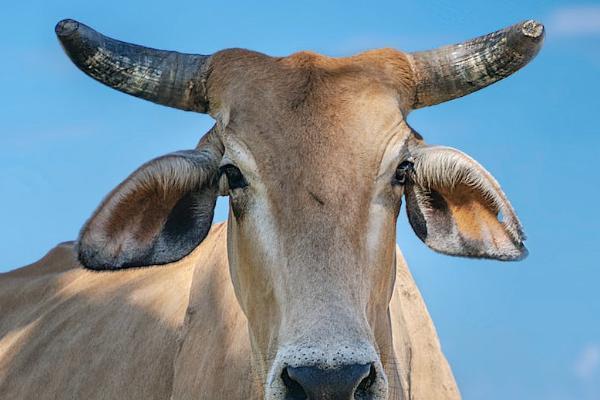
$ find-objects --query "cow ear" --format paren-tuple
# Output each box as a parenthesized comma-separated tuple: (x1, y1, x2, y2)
(78, 146, 221, 270)
(404, 145, 527, 261)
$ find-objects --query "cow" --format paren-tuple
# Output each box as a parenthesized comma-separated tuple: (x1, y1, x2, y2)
(0, 18, 543, 400)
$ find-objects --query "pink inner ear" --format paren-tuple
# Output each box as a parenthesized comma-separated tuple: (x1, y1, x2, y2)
(99, 182, 185, 243)
(407, 145, 527, 260)
(411, 145, 525, 244)
(77, 148, 222, 270)
(441, 184, 513, 247)
(411, 184, 526, 260)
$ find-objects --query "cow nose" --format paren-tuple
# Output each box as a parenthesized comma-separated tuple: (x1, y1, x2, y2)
(281, 363, 376, 400)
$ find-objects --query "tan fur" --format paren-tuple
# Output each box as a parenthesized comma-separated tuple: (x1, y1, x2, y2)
(0, 241, 194, 399)
(0, 223, 458, 399)
(1, 45, 528, 399)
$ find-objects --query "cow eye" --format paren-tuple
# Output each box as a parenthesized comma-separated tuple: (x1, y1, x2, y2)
(393, 160, 414, 186)
(220, 164, 248, 190)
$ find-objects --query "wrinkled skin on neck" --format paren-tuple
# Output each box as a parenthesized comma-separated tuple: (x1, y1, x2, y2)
(208, 49, 418, 396)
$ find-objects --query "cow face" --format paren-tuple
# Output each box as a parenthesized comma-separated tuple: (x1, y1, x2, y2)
(58, 19, 543, 399)
(215, 51, 414, 399)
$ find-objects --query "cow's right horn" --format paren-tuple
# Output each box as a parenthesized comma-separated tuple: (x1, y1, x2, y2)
(55, 19, 212, 113)
(409, 20, 545, 109)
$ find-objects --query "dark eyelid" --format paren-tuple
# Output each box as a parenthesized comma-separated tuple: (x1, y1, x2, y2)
(219, 164, 236, 174)
(393, 160, 414, 186)
(220, 164, 248, 190)
(397, 160, 414, 170)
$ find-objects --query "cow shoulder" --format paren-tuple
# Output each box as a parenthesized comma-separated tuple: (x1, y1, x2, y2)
(0, 226, 226, 399)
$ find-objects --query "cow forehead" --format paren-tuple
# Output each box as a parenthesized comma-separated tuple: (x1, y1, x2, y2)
(208, 47, 415, 131)
(219, 103, 410, 255)
(221, 88, 409, 205)
(214, 51, 412, 174)
(210, 49, 414, 232)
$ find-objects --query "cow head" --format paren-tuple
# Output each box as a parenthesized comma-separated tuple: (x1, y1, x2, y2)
(56, 19, 543, 399)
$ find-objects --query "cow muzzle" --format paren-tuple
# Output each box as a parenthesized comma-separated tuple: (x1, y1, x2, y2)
(282, 363, 377, 399)
(265, 344, 388, 400)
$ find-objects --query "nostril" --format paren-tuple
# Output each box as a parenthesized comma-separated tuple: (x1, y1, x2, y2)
(281, 367, 307, 400)
(284, 363, 374, 399)
(356, 363, 377, 395)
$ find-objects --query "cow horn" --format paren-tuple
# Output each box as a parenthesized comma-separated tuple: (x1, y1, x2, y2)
(409, 20, 544, 109)
(55, 19, 211, 112)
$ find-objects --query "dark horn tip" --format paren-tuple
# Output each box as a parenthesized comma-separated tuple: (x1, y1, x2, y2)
(521, 20, 545, 40)
(55, 19, 80, 37)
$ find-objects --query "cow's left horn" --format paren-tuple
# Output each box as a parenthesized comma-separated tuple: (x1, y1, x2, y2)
(55, 19, 211, 112)
(409, 20, 544, 109)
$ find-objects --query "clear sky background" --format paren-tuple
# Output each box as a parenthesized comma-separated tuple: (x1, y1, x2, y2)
(1, 1, 599, 399)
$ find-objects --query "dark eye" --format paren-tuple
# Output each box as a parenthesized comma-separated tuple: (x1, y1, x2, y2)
(393, 160, 414, 186)
(220, 164, 248, 190)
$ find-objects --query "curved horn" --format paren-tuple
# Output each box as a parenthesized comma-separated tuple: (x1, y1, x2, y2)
(409, 20, 544, 109)
(55, 19, 211, 112)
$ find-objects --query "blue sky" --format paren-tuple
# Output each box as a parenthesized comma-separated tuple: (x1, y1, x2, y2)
(1, 1, 599, 399)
